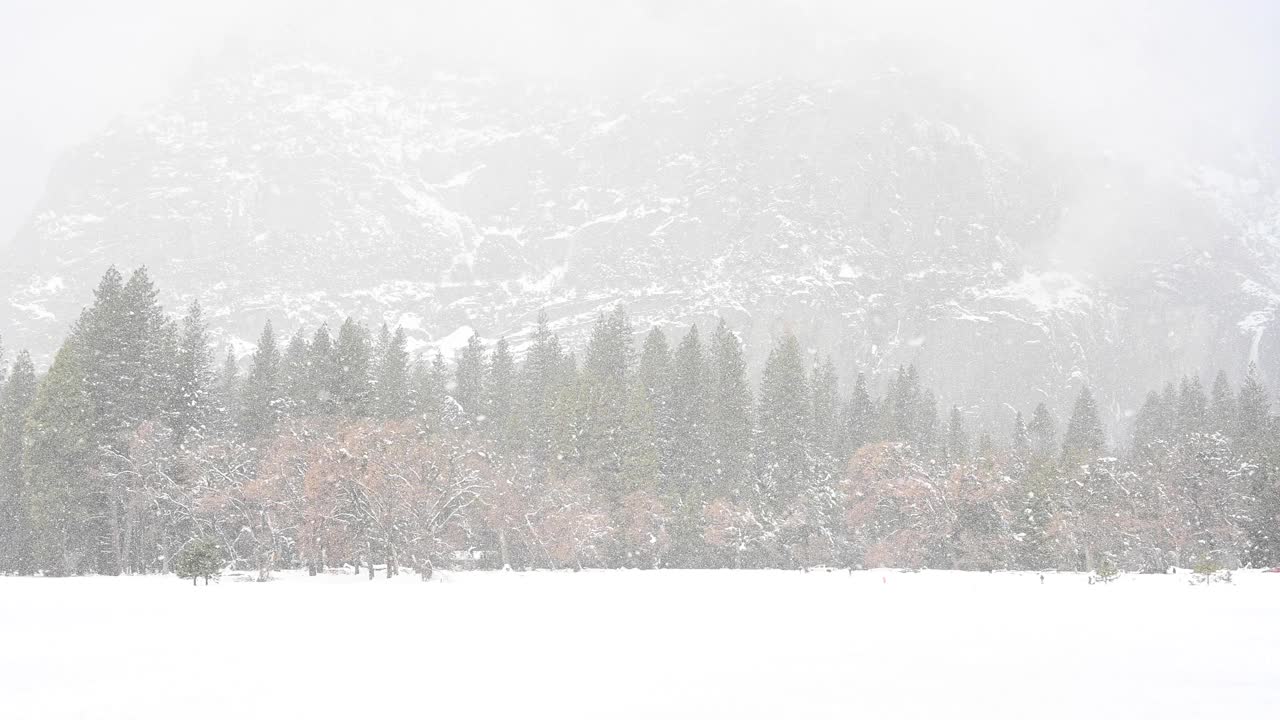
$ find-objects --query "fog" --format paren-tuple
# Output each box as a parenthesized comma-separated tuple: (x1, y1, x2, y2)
(4, 0, 1278, 246)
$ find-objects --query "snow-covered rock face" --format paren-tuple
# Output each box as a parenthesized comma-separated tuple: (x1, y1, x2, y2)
(2, 56, 1277, 426)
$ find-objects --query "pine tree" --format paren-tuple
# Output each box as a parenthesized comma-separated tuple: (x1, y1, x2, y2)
(1209, 369, 1235, 437)
(1236, 363, 1270, 458)
(1062, 386, 1106, 464)
(757, 332, 811, 505)
(519, 311, 566, 461)
(47, 267, 178, 573)
(118, 268, 177, 429)
(175, 537, 223, 586)
(308, 324, 338, 415)
(1012, 470, 1054, 570)
(550, 351, 581, 463)
(169, 300, 214, 445)
(917, 388, 939, 457)
(24, 339, 96, 575)
(454, 333, 486, 423)
(1159, 381, 1179, 438)
(1172, 375, 1208, 439)
(636, 327, 674, 482)
(0, 351, 37, 573)
(583, 306, 633, 386)
(241, 321, 283, 439)
(1235, 363, 1278, 566)
(332, 318, 372, 417)
(947, 406, 969, 462)
(81, 266, 130, 435)
(884, 364, 935, 452)
(619, 381, 660, 495)
(1028, 402, 1057, 459)
(708, 319, 752, 498)
(975, 433, 995, 463)
(811, 357, 840, 462)
(1131, 391, 1165, 460)
(417, 351, 450, 433)
(215, 348, 240, 434)
(578, 306, 635, 499)
(280, 330, 311, 417)
(79, 267, 176, 443)
(668, 325, 717, 566)
(1011, 410, 1030, 459)
(637, 328, 672, 395)
(484, 337, 515, 435)
(669, 326, 712, 493)
(887, 365, 918, 443)
(841, 372, 875, 455)
(374, 326, 412, 420)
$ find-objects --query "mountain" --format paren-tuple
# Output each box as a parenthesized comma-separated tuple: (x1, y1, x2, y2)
(3, 53, 1278, 431)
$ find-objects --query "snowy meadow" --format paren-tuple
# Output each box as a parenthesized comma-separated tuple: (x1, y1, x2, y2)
(2, 569, 1277, 719)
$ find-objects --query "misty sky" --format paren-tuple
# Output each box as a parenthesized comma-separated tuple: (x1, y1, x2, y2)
(3, 0, 1278, 247)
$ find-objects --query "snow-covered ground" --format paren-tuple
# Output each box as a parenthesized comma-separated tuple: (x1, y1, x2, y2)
(1, 569, 1277, 719)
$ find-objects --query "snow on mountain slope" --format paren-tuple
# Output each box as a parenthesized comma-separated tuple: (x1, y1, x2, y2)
(2, 55, 1277, 428)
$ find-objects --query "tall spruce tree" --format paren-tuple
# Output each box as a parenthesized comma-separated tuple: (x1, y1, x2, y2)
(975, 433, 995, 464)
(374, 326, 412, 420)
(519, 311, 566, 461)
(80, 267, 175, 444)
(1209, 369, 1235, 437)
(1131, 391, 1165, 460)
(1062, 386, 1106, 464)
(947, 406, 969, 462)
(483, 337, 515, 434)
(1235, 364, 1278, 566)
(241, 321, 283, 439)
(887, 365, 918, 443)
(332, 318, 372, 417)
(1178, 375, 1209, 436)
(669, 326, 712, 492)
(24, 338, 96, 575)
(454, 333, 487, 423)
(0, 351, 37, 573)
(1236, 363, 1270, 457)
(917, 388, 939, 456)
(169, 300, 214, 445)
(619, 381, 660, 497)
(841, 372, 875, 455)
(119, 268, 177, 429)
(52, 267, 177, 573)
(885, 364, 936, 452)
(668, 326, 716, 566)
(757, 332, 811, 505)
(417, 351, 450, 433)
(636, 328, 675, 483)
(576, 306, 634, 499)
(1011, 410, 1030, 459)
(308, 324, 337, 415)
(280, 331, 311, 417)
(215, 348, 240, 434)
(1028, 403, 1057, 459)
(708, 319, 752, 498)
(811, 357, 840, 463)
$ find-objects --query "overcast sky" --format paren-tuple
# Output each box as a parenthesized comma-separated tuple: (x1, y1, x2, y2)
(2, 0, 1278, 247)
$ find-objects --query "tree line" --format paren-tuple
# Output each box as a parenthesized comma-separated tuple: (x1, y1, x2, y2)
(0, 266, 1276, 578)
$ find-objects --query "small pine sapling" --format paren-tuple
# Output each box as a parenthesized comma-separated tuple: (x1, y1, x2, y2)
(1190, 557, 1232, 586)
(1090, 557, 1120, 584)
(176, 538, 224, 586)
